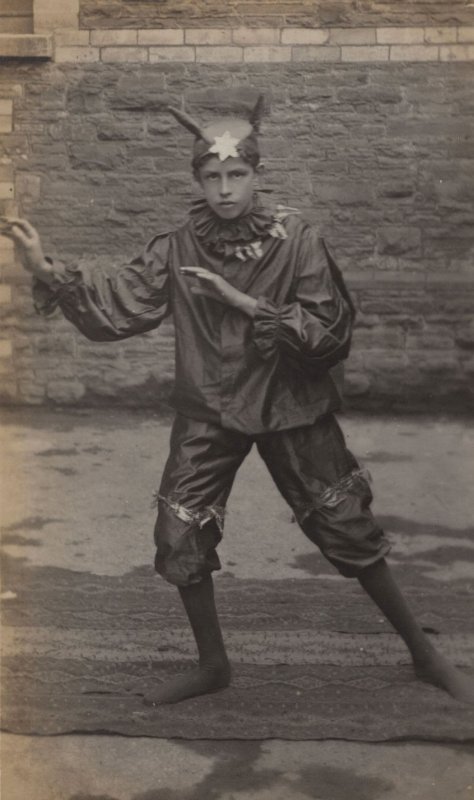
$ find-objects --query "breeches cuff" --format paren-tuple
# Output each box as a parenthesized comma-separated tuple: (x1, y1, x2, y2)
(154, 495, 224, 586)
(298, 469, 391, 577)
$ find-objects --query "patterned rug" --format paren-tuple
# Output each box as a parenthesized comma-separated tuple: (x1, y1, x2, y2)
(2, 558, 474, 741)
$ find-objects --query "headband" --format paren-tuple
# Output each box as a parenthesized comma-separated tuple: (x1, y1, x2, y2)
(168, 94, 264, 167)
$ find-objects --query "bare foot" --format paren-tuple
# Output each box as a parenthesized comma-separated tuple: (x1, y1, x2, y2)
(415, 653, 474, 704)
(143, 660, 231, 706)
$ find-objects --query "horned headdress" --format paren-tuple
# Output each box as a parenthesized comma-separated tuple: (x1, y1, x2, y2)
(167, 94, 265, 169)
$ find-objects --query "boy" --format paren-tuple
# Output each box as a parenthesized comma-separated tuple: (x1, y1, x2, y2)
(4, 96, 473, 706)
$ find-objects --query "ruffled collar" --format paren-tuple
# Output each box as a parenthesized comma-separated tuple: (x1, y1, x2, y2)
(189, 195, 292, 259)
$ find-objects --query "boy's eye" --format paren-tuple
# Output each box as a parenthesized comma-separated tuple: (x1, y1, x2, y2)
(202, 170, 248, 181)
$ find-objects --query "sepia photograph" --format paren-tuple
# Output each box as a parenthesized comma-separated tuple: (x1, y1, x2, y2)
(1, 1, 474, 798)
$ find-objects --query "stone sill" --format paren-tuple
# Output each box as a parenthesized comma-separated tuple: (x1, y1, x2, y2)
(0, 34, 53, 59)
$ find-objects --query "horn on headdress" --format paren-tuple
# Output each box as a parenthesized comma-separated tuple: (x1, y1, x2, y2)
(167, 106, 213, 143)
(249, 94, 265, 133)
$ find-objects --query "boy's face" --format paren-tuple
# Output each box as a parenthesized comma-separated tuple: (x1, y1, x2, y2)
(197, 156, 257, 220)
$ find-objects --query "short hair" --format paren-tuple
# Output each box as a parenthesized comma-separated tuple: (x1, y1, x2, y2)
(192, 148, 260, 177)
(192, 133, 260, 177)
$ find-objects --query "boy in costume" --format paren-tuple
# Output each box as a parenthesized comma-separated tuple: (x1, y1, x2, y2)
(5, 95, 474, 706)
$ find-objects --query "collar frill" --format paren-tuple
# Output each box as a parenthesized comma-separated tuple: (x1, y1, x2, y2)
(189, 196, 297, 260)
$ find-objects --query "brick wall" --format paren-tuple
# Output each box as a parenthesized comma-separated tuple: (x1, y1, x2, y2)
(49, 26, 474, 65)
(0, 3, 473, 412)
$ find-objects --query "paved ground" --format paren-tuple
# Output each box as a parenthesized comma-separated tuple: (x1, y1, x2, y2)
(1, 408, 474, 799)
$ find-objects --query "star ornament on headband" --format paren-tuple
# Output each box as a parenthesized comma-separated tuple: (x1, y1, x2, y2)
(208, 131, 241, 161)
(167, 94, 265, 167)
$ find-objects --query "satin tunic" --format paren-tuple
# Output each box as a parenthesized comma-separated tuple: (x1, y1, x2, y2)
(33, 209, 354, 434)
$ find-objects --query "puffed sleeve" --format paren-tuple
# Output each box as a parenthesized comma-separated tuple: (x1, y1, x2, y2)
(252, 228, 355, 374)
(32, 232, 171, 342)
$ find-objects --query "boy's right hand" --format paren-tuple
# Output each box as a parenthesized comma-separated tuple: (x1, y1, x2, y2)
(0, 217, 53, 279)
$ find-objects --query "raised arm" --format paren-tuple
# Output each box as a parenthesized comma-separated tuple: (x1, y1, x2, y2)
(0, 217, 55, 282)
(2, 218, 171, 342)
(252, 228, 355, 374)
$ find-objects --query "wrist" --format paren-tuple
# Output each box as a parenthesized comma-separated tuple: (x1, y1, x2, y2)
(31, 258, 56, 284)
(231, 291, 257, 318)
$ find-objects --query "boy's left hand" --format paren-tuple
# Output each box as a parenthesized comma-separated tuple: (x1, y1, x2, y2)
(180, 267, 257, 317)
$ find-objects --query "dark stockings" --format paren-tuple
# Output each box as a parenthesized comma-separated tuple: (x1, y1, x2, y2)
(145, 559, 474, 706)
(358, 559, 474, 703)
(144, 575, 230, 705)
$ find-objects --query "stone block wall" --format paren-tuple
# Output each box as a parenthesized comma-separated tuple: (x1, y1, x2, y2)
(0, 0, 33, 35)
(0, 1, 473, 412)
(79, 1, 474, 30)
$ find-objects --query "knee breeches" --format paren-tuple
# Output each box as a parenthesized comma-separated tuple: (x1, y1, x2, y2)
(154, 414, 390, 586)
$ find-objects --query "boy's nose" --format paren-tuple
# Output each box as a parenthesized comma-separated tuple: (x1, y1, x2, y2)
(219, 177, 231, 196)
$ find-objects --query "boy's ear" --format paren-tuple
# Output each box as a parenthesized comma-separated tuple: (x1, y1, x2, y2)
(255, 162, 265, 176)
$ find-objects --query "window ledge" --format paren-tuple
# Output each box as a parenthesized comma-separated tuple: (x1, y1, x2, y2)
(0, 34, 53, 59)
